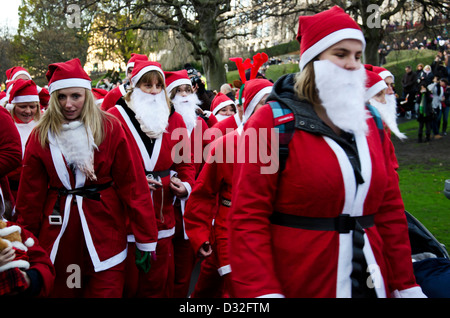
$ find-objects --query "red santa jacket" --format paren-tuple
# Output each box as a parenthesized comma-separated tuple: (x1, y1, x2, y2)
(228, 103, 423, 298)
(108, 105, 196, 239)
(15, 116, 158, 272)
(0, 106, 22, 217)
(101, 84, 127, 111)
(184, 130, 238, 275)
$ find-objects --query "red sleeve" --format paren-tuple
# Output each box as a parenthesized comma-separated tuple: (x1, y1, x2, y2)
(0, 107, 22, 177)
(108, 118, 159, 249)
(20, 225, 55, 297)
(184, 138, 224, 253)
(228, 104, 283, 297)
(15, 132, 50, 236)
(170, 113, 196, 190)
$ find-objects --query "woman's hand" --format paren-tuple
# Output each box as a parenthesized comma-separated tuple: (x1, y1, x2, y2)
(170, 176, 188, 198)
(0, 246, 15, 267)
(147, 175, 163, 191)
(198, 241, 212, 258)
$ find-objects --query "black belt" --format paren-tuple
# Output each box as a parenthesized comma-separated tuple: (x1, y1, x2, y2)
(269, 212, 374, 233)
(51, 181, 113, 201)
(270, 211, 376, 298)
(49, 181, 113, 225)
(145, 169, 171, 180)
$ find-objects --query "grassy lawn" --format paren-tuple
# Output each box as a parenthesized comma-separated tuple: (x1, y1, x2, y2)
(395, 119, 450, 253)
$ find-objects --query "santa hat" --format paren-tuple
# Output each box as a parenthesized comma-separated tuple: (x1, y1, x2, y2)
(365, 69, 387, 102)
(130, 60, 165, 87)
(8, 79, 40, 106)
(5, 66, 31, 83)
(0, 224, 34, 273)
(92, 88, 108, 106)
(164, 70, 192, 94)
(297, 6, 366, 71)
(46, 58, 91, 95)
(365, 64, 394, 81)
(38, 87, 50, 109)
(210, 93, 234, 116)
(242, 79, 273, 122)
(126, 53, 148, 77)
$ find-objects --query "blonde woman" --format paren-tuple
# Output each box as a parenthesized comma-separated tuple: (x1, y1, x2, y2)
(15, 58, 158, 297)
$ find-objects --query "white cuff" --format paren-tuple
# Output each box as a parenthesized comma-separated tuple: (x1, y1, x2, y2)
(391, 286, 427, 298)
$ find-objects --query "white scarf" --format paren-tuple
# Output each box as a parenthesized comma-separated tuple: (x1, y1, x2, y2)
(54, 121, 98, 181)
(314, 59, 369, 135)
(129, 88, 170, 139)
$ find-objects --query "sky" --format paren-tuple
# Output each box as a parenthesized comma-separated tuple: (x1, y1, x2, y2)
(0, 0, 21, 34)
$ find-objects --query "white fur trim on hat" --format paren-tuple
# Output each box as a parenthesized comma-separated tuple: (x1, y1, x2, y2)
(11, 95, 40, 104)
(6, 70, 31, 83)
(299, 28, 366, 71)
(243, 86, 272, 123)
(131, 66, 165, 87)
(167, 78, 192, 95)
(378, 70, 394, 81)
(0, 260, 30, 272)
(365, 80, 387, 102)
(48, 78, 92, 95)
(0, 225, 21, 237)
(212, 100, 234, 116)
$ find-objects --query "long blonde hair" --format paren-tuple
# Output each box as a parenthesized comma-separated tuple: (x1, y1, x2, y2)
(293, 59, 321, 106)
(35, 88, 111, 148)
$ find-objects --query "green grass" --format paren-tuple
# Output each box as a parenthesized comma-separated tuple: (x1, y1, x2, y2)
(395, 120, 450, 253)
(398, 165, 449, 252)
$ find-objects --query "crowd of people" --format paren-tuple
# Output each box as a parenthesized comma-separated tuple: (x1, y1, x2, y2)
(0, 6, 449, 299)
(399, 51, 450, 142)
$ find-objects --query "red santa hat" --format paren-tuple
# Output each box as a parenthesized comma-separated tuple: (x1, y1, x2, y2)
(210, 92, 234, 116)
(364, 64, 394, 81)
(365, 69, 387, 102)
(164, 69, 192, 94)
(38, 87, 50, 109)
(91, 88, 108, 106)
(5, 66, 31, 83)
(8, 79, 40, 104)
(297, 6, 366, 71)
(126, 53, 148, 77)
(130, 60, 165, 87)
(46, 58, 91, 95)
(242, 79, 273, 122)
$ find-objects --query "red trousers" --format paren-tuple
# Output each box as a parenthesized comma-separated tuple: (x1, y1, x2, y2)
(173, 204, 197, 297)
(123, 237, 174, 298)
(50, 207, 125, 298)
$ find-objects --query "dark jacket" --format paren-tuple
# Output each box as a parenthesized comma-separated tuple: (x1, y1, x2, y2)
(402, 71, 417, 93)
(415, 90, 433, 120)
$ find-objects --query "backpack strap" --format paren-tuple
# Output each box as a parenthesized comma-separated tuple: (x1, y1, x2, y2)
(366, 103, 385, 143)
(268, 101, 295, 172)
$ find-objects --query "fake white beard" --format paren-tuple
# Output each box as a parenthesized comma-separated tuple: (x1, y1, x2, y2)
(314, 59, 369, 135)
(129, 88, 170, 139)
(172, 93, 201, 133)
(370, 95, 407, 140)
(55, 121, 98, 181)
(215, 113, 231, 122)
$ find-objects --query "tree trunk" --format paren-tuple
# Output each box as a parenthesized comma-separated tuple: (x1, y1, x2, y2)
(195, 5, 227, 92)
